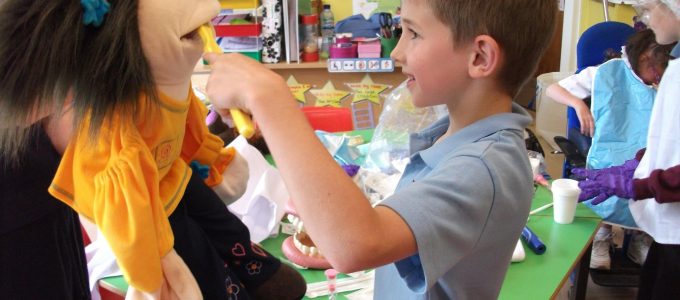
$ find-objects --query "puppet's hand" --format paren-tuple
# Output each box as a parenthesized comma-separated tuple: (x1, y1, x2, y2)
(213, 148, 249, 205)
(159, 249, 202, 300)
(125, 285, 161, 300)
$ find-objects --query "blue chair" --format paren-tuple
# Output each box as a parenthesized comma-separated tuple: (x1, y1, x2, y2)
(559, 21, 635, 178)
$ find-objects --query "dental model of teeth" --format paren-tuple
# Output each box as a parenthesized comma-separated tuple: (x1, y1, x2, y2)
(288, 214, 322, 257)
(281, 201, 332, 269)
(281, 164, 361, 269)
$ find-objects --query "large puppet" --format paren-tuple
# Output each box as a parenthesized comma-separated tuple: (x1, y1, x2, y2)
(0, 0, 305, 299)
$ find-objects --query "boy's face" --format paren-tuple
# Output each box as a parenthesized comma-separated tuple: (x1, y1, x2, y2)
(138, 0, 221, 90)
(638, 1, 680, 44)
(390, 0, 471, 107)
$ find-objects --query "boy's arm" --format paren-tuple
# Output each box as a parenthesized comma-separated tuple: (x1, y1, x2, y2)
(204, 53, 416, 273)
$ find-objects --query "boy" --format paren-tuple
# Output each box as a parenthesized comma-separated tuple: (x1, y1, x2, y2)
(205, 0, 557, 298)
(575, 0, 680, 298)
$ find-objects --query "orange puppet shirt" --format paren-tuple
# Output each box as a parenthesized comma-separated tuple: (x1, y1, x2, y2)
(49, 89, 234, 291)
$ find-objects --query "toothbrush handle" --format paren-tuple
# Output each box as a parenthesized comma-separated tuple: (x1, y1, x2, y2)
(230, 108, 255, 138)
(200, 24, 255, 139)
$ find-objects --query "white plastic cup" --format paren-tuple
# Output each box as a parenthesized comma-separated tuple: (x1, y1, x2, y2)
(551, 179, 581, 224)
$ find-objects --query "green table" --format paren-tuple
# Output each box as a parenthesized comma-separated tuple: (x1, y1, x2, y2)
(500, 186, 601, 300)
(100, 185, 601, 300)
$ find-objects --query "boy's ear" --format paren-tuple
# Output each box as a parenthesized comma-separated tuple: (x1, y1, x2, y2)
(467, 35, 502, 79)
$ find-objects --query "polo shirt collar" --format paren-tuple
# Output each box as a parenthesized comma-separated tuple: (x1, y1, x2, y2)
(410, 103, 532, 168)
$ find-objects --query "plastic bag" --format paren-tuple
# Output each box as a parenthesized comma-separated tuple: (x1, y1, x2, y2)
(357, 80, 446, 204)
(362, 80, 446, 173)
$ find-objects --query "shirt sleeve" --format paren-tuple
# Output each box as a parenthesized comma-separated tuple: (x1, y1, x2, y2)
(48, 109, 178, 292)
(379, 155, 493, 292)
(91, 127, 173, 292)
(558, 66, 597, 99)
(181, 95, 236, 187)
(633, 163, 680, 203)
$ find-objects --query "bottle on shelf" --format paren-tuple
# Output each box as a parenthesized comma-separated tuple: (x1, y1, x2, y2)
(320, 4, 335, 59)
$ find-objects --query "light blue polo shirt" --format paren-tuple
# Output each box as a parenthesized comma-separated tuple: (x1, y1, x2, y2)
(374, 103, 534, 299)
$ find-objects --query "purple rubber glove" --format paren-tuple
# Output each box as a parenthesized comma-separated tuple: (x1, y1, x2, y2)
(578, 173, 635, 205)
(341, 164, 360, 177)
(572, 158, 639, 180)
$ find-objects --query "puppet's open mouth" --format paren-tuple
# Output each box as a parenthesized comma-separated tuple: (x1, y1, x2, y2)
(281, 200, 331, 269)
(281, 212, 331, 269)
(181, 28, 200, 41)
(287, 214, 323, 257)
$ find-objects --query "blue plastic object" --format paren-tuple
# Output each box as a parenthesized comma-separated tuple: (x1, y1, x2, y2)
(521, 226, 546, 255)
(335, 14, 381, 38)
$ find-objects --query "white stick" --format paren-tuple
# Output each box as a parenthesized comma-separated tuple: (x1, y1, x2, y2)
(529, 202, 554, 215)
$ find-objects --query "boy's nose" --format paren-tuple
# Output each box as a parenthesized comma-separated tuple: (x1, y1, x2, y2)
(390, 36, 405, 63)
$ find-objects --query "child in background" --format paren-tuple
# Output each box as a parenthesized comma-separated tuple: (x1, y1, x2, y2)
(204, 0, 557, 298)
(574, 0, 680, 298)
(547, 29, 675, 270)
(546, 29, 674, 137)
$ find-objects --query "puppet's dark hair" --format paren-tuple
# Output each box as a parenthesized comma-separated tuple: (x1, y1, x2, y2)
(0, 0, 157, 162)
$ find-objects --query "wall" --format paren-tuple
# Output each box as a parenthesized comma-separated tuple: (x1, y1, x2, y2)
(579, 0, 637, 33)
(323, 0, 353, 20)
(560, 0, 637, 72)
(327, 0, 637, 31)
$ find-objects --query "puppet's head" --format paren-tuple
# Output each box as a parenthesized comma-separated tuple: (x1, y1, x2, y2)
(0, 0, 219, 160)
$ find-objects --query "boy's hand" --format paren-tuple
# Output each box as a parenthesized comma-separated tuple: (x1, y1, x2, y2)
(203, 53, 289, 120)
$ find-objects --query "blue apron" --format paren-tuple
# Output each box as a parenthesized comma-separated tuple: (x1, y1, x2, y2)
(584, 59, 655, 228)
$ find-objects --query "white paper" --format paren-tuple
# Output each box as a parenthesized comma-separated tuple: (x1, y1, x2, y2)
(227, 136, 290, 242)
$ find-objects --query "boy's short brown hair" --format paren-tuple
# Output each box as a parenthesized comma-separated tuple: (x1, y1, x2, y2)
(427, 0, 557, 97)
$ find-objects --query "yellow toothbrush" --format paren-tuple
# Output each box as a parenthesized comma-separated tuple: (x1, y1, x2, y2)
(198, 23, 255, 139)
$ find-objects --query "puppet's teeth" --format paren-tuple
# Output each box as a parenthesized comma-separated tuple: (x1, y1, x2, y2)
(287, 214, 298, 225)
(293, 232, 323, 258)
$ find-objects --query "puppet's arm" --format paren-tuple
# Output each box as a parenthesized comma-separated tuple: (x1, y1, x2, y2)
(50, 121, 200, 299)
(90, 138, 200, 299)
(182, 94, 249, 205)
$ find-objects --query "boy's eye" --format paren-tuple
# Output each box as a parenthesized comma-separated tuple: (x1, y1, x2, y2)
(409, 29, 419, 39)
